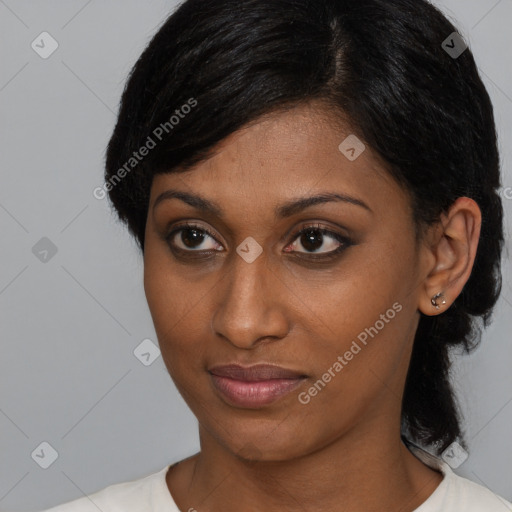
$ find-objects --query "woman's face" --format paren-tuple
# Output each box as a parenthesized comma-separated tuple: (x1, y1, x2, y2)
(143, 103, 429, 461)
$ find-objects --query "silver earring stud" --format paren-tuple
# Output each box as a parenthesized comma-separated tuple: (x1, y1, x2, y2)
(431, 291, 447, 309)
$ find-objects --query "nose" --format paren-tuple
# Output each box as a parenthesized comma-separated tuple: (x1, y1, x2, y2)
(211, 249, 290, 350)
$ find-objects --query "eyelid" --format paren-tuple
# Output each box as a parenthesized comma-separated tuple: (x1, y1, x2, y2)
(285, 223, 351, 255)
(165, 220, 352, 258)
(166, 221, 223, 251)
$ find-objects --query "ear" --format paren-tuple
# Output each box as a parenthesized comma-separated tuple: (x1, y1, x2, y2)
(418, 197, 482, 316)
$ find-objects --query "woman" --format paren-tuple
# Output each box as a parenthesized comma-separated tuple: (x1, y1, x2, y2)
(42, 0, 511, 510)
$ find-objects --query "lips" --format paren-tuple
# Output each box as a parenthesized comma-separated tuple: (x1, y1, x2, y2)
(208, 364, 307, 408)
(209, 364, 306, 381)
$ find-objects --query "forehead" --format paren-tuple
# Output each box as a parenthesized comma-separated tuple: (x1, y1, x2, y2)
(150, 102, 408, 220)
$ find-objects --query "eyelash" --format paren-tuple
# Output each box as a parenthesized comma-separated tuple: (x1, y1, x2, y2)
(165, 222, 353, 261)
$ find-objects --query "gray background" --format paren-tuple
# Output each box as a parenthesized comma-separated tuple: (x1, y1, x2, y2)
(0, 1, 510, 510)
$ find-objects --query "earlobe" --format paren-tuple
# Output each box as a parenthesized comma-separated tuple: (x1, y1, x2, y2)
(417, 197, 482, 317)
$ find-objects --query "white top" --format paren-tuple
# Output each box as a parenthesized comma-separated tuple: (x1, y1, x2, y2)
(39, 447, 512, 512)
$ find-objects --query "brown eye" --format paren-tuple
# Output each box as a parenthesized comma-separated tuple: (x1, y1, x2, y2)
(166, 224, 223, 252)
(286, 225, 350, 256)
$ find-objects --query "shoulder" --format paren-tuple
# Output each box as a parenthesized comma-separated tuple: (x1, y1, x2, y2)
(443, 470, 512, 511)
(409, 445, 512, 512)
(38, 465, 174, 512)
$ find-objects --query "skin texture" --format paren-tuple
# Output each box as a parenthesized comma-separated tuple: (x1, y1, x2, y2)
(143, 102, 481, 512)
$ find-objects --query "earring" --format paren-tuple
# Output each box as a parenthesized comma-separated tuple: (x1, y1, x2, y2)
(431, 291, 447, 310)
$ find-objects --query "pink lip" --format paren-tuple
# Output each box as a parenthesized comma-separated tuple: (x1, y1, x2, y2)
(208, 364, 307, 408)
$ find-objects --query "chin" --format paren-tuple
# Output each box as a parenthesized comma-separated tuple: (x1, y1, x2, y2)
(213, 419, 318, 463)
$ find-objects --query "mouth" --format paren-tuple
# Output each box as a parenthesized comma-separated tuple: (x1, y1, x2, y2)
(208, 364, 308, 409)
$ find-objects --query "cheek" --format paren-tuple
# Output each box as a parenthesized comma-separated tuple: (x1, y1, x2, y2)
(293, 249, 414, 393)
(303, 247, 417, 423)
(144, 239, 204, 326)
(288, 250, 401, 339)
(143, 254, 208, 375)
(294, 303, 412, 442)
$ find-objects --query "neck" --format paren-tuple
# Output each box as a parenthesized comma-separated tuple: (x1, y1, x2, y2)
(168, 420, 443, 512)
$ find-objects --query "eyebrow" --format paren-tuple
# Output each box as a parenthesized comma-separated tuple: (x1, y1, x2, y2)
(152, 189, 373, 218)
